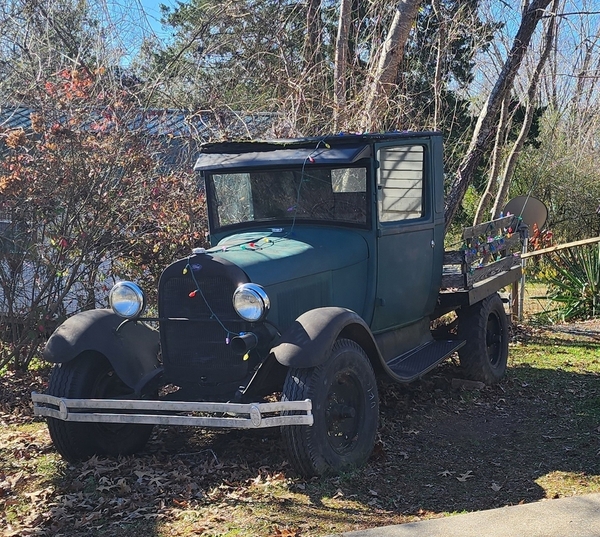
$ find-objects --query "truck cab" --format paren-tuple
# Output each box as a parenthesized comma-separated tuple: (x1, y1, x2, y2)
(33, 132, 520, 477)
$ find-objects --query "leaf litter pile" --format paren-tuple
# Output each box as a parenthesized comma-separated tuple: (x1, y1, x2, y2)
(2, 324, 600, 537)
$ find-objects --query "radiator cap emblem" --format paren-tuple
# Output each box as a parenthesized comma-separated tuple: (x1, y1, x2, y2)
(192, 247, 206, 255)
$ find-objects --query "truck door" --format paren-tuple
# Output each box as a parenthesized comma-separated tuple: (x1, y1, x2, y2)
(370, 140, 438, 332)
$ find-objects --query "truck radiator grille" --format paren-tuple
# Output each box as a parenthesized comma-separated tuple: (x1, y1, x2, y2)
(159, 264, 250, 386)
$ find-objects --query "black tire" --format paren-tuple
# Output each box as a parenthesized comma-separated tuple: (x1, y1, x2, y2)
(47, 352, 154, 462)
(458, 293, 509, 385)
(281, 338, 379, 477)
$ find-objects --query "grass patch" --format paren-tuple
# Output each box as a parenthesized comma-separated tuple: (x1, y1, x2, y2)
(536, 471, 600, 497)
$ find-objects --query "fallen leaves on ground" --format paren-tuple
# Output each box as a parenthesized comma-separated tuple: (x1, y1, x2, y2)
(2, 322, 600, 536)
(269, 527, 301, 537)
(1, 414, 297, 536)
(456, 471, 474, 482)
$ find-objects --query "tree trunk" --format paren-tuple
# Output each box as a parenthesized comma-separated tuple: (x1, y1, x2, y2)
(431, 0, 445, 130)
(444, 0, 553, 230)
(360, 0, 422, 132)
(333, 0, 353, 130)
(473, 94, 510, 225)
(491, 0, 558, 218)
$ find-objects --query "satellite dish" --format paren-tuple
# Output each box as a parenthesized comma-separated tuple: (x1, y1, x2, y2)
(504, 196, 548, 230)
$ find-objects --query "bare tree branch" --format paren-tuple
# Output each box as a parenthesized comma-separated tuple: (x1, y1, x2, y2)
(360, 0, 422, 132)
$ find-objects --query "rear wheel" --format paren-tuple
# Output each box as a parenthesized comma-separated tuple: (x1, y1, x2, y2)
(47, 352, 154, 461)
(281, 339, 379, 477)
(458, 293, 509, 385)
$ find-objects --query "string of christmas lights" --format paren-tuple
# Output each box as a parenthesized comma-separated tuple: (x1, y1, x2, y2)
(183, 259, 241, 344)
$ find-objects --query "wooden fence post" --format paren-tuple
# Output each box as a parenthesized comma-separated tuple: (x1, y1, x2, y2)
(511, 279, 519, 322)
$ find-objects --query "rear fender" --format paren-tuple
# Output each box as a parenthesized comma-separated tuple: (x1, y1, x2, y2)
(43, 309, 161, 393)
(271, 307, 382, 372)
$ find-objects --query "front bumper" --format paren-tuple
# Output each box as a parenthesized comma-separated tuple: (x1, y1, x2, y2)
(32, 393, 313, 429)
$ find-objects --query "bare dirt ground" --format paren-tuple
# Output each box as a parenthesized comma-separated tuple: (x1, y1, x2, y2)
(542, 318, 600, 339)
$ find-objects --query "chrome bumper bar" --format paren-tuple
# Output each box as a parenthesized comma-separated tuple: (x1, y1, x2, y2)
(32, 393, 313, 429)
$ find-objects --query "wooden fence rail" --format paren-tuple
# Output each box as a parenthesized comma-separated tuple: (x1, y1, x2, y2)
(521, 236, 600, 259)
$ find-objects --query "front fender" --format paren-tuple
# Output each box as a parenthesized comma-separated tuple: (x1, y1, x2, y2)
(44, 309, 161, 393)
(271, 307, 382, 370)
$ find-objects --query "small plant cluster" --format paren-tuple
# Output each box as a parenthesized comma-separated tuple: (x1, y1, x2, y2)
(529, 223, 553, 251)
(0, 68, 206, 370)
(541, 243, 600, 321)
(522, 223, 554, 281)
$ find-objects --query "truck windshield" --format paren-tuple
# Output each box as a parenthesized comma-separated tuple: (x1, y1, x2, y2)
(206, 166, 368, 229)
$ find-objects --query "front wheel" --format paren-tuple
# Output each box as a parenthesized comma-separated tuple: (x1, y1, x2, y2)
(47, 352, 154, 462)
(281, 338, 379, 477)
(458, 293, 509, 385)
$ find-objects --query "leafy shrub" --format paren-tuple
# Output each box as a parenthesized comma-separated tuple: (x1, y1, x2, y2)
(0, 68, 206, 369)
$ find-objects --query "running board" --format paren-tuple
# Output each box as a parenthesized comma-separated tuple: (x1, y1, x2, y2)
(384, 339, 465, 383)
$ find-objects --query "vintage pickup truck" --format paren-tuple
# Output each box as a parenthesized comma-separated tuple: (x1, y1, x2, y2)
(33, 132, 523, 476)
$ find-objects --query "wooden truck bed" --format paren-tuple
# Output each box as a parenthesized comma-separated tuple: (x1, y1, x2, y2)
(437, 215, 524, 311)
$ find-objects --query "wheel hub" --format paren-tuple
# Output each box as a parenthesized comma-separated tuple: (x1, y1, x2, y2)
(326, 403, 356, 420)
(325, 371, 362, 454)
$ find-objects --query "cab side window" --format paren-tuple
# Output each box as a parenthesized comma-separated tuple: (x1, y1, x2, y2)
(378, 145, 424, 222)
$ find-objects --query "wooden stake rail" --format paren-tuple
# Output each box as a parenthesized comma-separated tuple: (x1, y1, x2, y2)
(442, 216, 523, 291)
(461, 214, 520, 240)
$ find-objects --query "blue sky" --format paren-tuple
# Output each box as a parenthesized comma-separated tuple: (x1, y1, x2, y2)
(107, 0, 179, 64)
(139, 0, 177, 40)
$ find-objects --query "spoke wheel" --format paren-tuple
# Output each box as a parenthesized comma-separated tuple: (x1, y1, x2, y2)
(281, 338, 378, 477)
(458, 293, 509, 385)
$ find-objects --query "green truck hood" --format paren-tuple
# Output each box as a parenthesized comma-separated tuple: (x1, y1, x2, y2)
(209, 227, 369, 285)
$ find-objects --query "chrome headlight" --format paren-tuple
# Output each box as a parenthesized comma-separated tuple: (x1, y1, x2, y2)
(109, 281, 145, 319)
(232, 283, 270, 322)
